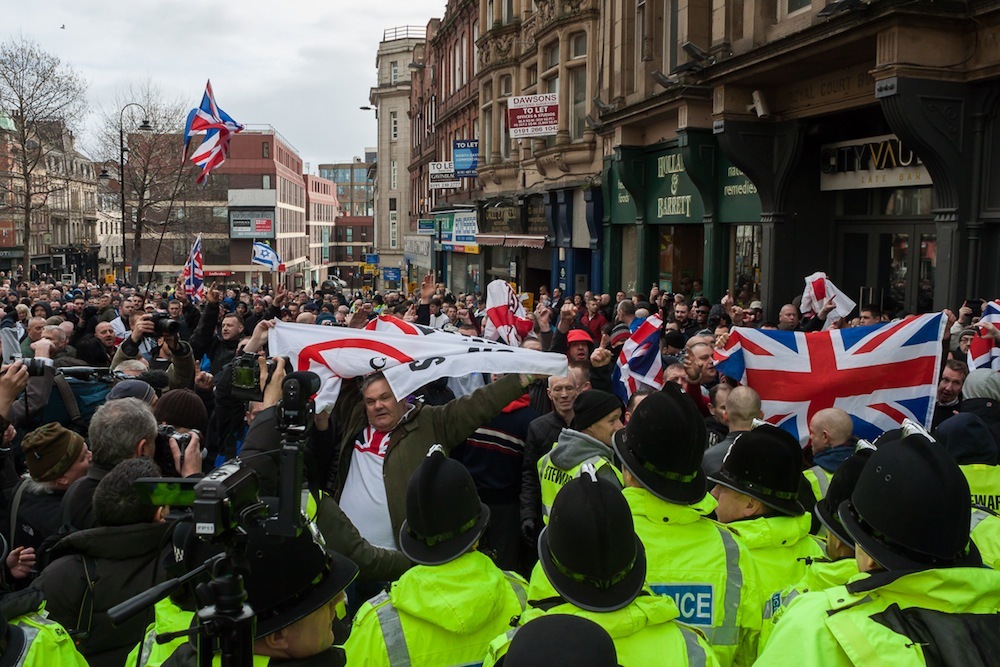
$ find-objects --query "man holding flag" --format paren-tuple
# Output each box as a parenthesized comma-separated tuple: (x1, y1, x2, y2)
(270, 312, 567, 554)
(714, 311, 949, 446)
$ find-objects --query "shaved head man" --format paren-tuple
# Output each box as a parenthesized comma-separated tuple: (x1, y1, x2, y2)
(808, 408, 853, 457)
(701, 386, 762, 477)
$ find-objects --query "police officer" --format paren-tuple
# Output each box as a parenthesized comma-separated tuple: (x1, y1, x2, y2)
(708, 425, 825, 599)
(760, 449, 872, 647)
(0, 589, 87, 666)
(756, 433, 1000, 666)
(345, 446, 527, 666)
(613, 385, 762, 667)
(500, 615, 618, 667)
(484, 469, 719, 667)
(536, 390, 624, 523)
(934, 412, 1000, 512)
(159, 517, 360, 666)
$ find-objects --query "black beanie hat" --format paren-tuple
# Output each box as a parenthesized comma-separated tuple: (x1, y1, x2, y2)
(933, 412, 999, 466)
(571, 390, 623, 432)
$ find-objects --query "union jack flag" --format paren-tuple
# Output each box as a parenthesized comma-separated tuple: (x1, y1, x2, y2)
(179, 234, 205, 302)
(612, 314, 665, 402)
(968, 300, 1000, 370)
(183, 80, 243, 184)
(714, 313, 946, 445)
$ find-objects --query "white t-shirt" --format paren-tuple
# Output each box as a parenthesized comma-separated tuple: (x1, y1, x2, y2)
(340, 425, 397, 550)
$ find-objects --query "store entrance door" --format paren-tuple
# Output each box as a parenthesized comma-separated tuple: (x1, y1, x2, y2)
(837, 223, 937, 316)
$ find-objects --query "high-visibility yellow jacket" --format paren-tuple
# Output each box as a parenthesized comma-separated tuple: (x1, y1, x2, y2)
(754, 567, 1000, 666)
(484, 569, 720, 667)
(344, 550, 527, 667)
(624, 487, 763, 667)
(724, 513, 826, 602)
(537, 428, 622, 524)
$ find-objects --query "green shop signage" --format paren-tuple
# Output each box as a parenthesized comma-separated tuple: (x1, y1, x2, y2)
(717, 156, 761, 222)
(646, 148, 704, 224)
(604, 159, 637, 224)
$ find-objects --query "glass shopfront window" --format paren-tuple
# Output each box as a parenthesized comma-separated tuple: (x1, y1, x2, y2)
(658, 226, 704, 297)
(731, 224, 762, 306)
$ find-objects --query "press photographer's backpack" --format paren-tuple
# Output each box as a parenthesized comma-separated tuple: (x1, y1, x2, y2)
(42, 368, 117, 436)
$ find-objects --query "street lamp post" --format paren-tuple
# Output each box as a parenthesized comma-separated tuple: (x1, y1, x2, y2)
(98, 103, 153, 284)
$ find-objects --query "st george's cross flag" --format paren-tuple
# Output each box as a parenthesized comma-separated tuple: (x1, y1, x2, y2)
(800, 271, 856, 330)
(482, 279, 534, 346)
(269, 321, 568, 411)
(714, 312, 946, 446)
(968, 300, 1000, 370)
(612, 314, 665, 401)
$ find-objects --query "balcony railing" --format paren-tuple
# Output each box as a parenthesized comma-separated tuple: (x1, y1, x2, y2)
(383, 26, 426, 41)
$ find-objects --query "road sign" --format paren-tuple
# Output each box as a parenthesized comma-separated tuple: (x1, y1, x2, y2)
(365, 254, 379, 265)
(382, 267, 401, 282)
(105, 274, 115, 284)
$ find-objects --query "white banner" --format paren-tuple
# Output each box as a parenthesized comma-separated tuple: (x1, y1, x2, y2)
(269, 321, 568, 410)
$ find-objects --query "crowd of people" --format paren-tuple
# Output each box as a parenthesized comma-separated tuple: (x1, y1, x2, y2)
(0, 272, 994, 666)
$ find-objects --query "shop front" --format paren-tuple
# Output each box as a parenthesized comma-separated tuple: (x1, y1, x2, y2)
(824, 134, 936, 315)
(718, 157, 763, 306)
(403, 234, 432, 295)
(605, 143, 709, 299)
(433, 210, 481, 295)
(476, 194, 551, 296)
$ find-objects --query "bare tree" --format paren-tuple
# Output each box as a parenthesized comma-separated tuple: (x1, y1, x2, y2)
(93, 79, 201, 285)
(0, 35, 87, 276)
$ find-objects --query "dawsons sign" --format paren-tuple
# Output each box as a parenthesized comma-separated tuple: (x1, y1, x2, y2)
(820, 134, 931, 191)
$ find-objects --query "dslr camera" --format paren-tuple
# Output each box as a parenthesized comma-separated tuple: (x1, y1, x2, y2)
(147, 313, 180, 337)
(231, 353, 289, 403)
(154, 424, 194, 478)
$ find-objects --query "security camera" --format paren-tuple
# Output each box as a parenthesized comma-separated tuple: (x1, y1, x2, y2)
(751, 90, 770, 118)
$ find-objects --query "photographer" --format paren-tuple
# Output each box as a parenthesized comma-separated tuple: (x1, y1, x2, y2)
(239, 355, 412, 584)
(113, 314, 195, 391)
(61, 397, 201, 531)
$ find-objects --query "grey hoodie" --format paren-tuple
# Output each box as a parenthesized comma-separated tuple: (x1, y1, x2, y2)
(549, 427, 623, 487)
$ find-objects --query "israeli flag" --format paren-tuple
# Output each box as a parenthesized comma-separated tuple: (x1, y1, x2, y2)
(252, 242, 281, 271)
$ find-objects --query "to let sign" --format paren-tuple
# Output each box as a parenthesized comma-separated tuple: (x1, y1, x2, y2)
(429, 162, 460, 190)
(508, 94, 558, 138)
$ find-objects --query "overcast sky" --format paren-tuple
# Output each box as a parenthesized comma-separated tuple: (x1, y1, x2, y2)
(6, 0, 445, 171)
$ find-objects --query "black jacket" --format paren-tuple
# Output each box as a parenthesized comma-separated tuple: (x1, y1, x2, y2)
(520, 410, 571, 526)
(32, 521, 172, 667)
(189, 302, 240, 376)
(59, 464, 112, 532)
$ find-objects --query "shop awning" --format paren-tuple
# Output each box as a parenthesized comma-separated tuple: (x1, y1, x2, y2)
(475, 234, 547, 249)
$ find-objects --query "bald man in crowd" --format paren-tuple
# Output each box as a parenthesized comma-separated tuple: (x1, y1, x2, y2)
(804, 407, 855, 501)
(701, 386, 761, 477)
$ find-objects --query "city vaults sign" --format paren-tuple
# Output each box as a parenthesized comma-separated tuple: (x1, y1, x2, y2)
(820, 134, 932, 191)
(646, 148, 704, 223)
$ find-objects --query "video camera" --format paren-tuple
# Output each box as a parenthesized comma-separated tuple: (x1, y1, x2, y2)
(110, 370, 322, 666)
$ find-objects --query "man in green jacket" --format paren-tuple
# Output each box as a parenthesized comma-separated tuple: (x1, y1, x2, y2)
(333, 371, 537, 552)
(755, 433, 1000, 666)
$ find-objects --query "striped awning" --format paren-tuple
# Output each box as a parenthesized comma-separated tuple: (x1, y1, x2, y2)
(475, 234, 547, 249)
